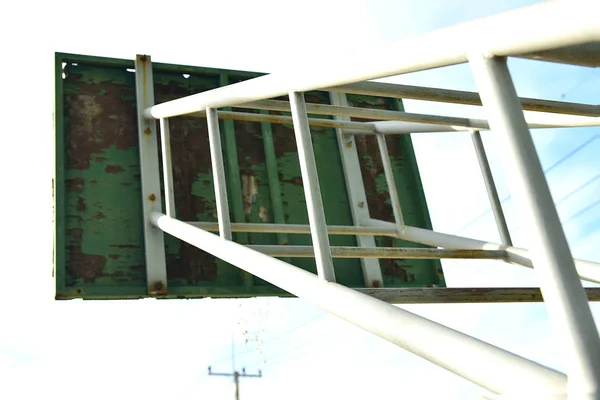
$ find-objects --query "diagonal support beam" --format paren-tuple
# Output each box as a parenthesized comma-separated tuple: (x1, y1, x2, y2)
(150, 212, 567, 397)
(330, 92, 383, 287)
(289, 91, 335, 282)
(469, 54, 600, 397)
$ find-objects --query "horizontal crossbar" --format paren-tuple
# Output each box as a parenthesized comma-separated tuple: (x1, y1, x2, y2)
(144, 1, 599, 119)
(360, 287, 600, 303)
(186, 221, 398, 236)
(327, 81, 599, 117)
(248, 245, 505, 260)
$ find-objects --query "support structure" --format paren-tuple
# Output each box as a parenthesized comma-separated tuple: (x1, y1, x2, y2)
(470, 130, 512, 246)
(134, 55, 167, 295)
(132, 1, 600, 397)
(288, 91, 336, 282)
(329, 92, 384, 287)
(469, 54, 600, 396)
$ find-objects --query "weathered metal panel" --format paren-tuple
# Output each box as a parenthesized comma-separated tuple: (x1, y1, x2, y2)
(54, 52, 445, 300)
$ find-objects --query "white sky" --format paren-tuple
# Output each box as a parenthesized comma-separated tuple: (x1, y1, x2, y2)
(2, 0, 600, 399)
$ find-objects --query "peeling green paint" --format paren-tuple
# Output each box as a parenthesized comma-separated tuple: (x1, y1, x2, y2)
(55, 52, 444, 300)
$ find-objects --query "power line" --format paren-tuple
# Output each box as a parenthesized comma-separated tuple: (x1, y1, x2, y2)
(563, 198, 600, 226)
(454, 135, 599, 234)
(511, 173, 600, 233)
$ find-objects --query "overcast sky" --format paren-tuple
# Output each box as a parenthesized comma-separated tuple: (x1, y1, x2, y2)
(2, 0, 600, 399)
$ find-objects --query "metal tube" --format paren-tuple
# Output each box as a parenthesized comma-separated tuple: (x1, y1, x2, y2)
(240, 100, 478, 127)
(289, 92, 335, 282)
(206, 108, 232, 240)
(150, 212, 567, 396)
(248, 245, 504, 260)
(144, 1, 599, 119)
(218, 74, 253, 290)
(159, 118, 176, 218)
(469, 54, 600, 396)
(238, 100, 599, 130)
(359, 287, 600, 304)
(134, 55, 168, 295)
(186, 221, 399, 236)
(362, 219, 600, 284)
(326, 81, 600, 117)
(192, 110, 374, 132)
(330, 91, 383, 288)
(376, 134, 404, 229)
(470, 130, 512, 246)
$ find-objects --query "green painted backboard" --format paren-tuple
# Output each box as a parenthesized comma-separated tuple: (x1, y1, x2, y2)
(54, 52, 445, 300)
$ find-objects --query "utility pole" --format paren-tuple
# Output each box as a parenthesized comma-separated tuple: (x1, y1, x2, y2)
(208, 366, 262, 400)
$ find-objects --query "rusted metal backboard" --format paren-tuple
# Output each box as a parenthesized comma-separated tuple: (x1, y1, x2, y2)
(54, 53, 445, 300)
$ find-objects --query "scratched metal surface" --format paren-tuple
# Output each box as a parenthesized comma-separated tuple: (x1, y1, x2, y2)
(54, 53, 445, 300)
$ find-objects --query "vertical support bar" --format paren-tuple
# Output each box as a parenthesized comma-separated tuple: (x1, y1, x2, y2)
(219, 74, 253, 290)
(159, 118, 176, 218)
(376, 133, 405, 229)
(469, 54, 600, 397)
(470, 130, 512, 246)
(206, 107, 232, 240)
(329, 92, 383, 288)
(260, 111, 291, 248)
(289, 91, 336, 282)
(54, 55, 66, 295)
(134, 54, 168, 295)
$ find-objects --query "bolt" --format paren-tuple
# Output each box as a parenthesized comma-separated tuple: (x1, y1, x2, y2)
(346, 141, 353, 148)
(144, 127, 151, 135)
(358, 201, 365, 208)
(149, 194, 156, 202)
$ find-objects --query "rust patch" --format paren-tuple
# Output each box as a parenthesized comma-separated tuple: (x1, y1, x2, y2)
(149, 280, 167, 295)
(382, 261, 408, 282)
(105, 165, 125, 174)
(95, 211, 106, 219)
(76, 197, 86, 211)
(148, 193, 156, 202)
(64, 78, 138, 169)
(66, 178, 85, 192)
(65, 228, 107, 283)
(108, 254, 120, 259)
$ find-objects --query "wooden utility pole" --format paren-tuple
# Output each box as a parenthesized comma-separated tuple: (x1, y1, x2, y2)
(208, 366, 262, 400)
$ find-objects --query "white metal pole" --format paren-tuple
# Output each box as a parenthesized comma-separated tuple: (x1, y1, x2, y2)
(144, 1, 599, 119)
(150, 212, 567, 397)
(206, 108, 232, 240)
(159, 118, 176, 218)
(362, 218, 600, 284)
(469, 54, 600, 397)
(186, 221, 399, 236)
(326, 80, 600, 117)
(289, 92, 335, 282)
(470, 130, 512, 246)
(238, 100, 600, 130)
(247, 245, 504, 259)
(134, 55, 168, 295)
(330, 91, 384, 288)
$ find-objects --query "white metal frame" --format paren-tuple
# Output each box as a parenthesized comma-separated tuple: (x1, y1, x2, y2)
(134, 1, 600, 397)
